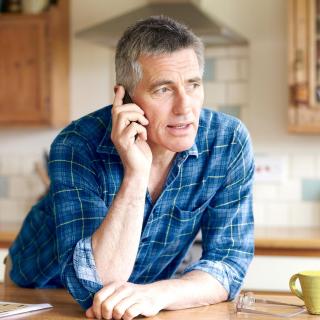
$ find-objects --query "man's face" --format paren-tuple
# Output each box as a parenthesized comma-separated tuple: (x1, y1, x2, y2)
(132, 48, 204, 154)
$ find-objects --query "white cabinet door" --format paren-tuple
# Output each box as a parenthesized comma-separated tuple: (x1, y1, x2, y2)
(181, 243, 320, 292)
(0, 249, 8, 283)
(243, 256, 320, 292)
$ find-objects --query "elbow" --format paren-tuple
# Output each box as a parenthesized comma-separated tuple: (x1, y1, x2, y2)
(208, 277, 229, 304)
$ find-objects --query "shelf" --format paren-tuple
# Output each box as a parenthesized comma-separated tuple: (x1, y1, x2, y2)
(288, 124, 320, 133)
(0, 12, 48, 20)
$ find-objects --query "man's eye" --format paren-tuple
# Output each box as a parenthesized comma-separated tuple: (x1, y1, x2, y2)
(192, 82, 200, 88)
(187, 82, 200, 91)
(155, 87, 169, 94)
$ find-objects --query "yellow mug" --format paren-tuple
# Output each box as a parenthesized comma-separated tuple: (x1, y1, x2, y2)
(289, 270, 320, 315)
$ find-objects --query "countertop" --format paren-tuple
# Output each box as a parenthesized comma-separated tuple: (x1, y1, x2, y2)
(1, 224, 320, 256)
(0, 284, 314, 319)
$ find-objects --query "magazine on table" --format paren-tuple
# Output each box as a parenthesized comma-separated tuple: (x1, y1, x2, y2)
(0, 301, 52, 318)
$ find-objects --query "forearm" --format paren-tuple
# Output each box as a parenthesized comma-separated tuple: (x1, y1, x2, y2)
(155, 270, 228, 310)
(92, 174, 148, 284)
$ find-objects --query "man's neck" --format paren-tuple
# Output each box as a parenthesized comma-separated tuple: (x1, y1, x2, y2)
(149, 143, 176, 170)
(147, 146, 175, 203)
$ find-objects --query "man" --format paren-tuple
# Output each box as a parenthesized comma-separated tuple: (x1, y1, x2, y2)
(9, 16, 254, 320)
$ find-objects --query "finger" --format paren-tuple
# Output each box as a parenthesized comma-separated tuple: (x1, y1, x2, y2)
(123, 122, 148, 142)
(92, 285, 117, 320)
(114, 112, 149, 132)
(101, 286, 134, 320)
(85, 307, 95, 318)
(123, 303, 142, 320)
(112, 103, 145, 115)
(112, 296, 139, 320)
(113, 85, 125, 107)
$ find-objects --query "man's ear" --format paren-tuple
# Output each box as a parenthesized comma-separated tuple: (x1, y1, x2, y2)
(114, 85, 120, 94)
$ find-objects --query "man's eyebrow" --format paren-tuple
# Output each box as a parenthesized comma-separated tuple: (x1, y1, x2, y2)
(187, 77, 202, 83)
(149, 80, 174, 90)
(149, 77, 202, 90)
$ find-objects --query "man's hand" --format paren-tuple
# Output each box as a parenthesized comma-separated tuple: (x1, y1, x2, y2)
(85, 282, 165, 320)
(111, 86, 152, 178)
(85, 271, 228, 319)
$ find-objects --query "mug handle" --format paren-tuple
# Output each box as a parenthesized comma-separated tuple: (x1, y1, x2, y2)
(289, 274, 304, 300)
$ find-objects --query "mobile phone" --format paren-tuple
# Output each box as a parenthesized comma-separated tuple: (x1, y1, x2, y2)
(123, 90, 133, 104)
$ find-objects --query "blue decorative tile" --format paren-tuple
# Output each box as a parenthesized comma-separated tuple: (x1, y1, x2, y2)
(203, 58, 215, 81)
(302, 179, 320, 201)
(218, 105, 241, 119)
(0, 176, 8, 198)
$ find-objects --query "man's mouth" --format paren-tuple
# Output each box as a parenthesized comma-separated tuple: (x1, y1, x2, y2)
(167, 122, 192, 129)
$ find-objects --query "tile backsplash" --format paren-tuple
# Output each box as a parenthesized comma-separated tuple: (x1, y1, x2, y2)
(203, 46, 249, 133)
(0, 152, 319, 227)
(254, 155, 320, 227)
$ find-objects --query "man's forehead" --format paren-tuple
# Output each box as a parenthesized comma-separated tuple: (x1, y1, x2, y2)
(138, 49, 201, 81)
(138, 48, 198, 65)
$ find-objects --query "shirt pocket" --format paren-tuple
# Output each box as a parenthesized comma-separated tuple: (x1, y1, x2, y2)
(164, 205, 203, 248)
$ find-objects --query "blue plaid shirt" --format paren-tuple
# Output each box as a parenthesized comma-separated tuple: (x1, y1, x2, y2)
(9, 105, 254, 310)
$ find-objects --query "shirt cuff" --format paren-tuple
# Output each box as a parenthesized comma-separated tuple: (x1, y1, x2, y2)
(73, 236, 103, 293)
(182, 259, 241, 300)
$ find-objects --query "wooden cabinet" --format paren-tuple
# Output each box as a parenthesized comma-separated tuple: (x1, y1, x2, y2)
(0, 0, 69, 127)
(288, 0, 320, 133)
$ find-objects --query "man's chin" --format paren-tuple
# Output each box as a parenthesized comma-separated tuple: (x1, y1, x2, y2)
(166, 140, 195, 153)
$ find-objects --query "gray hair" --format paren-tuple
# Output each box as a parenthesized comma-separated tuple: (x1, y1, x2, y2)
(115, 15, 204, 95)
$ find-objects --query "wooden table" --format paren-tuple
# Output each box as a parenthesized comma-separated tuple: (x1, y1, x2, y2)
(0, 284, 319, 319)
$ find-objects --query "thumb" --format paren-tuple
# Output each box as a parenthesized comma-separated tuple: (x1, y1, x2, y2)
(85, 307, 95, 318)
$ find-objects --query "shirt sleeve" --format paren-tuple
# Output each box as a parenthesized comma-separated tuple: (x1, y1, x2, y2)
(49, 141, 106, 309)
(182, 122, 255, 300)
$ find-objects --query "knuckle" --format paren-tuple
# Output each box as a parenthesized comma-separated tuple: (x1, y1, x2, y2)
(117, 111, 124, 119)
(125, 310, 134, 319)
(94, 292, 103, 304)
(101, 303, 112, 315)
(111, 107, 119, 116)
(130, 122, 138, 129)
(112, 306, 123, 318)
(119, 283, 129, 290)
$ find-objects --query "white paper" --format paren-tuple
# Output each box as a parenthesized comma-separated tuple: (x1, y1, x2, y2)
(0, 301, 53, 318)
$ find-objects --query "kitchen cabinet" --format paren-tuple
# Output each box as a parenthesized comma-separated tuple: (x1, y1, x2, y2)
(0, 0, 69, 127)
(244, 255, 320, 292)
(288, 0, 320, 133)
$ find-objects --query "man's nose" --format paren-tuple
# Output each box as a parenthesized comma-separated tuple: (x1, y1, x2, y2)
(172, 91, 191, 115)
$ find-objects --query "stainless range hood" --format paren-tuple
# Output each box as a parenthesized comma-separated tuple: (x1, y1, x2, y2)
(76, 0, 248, 47)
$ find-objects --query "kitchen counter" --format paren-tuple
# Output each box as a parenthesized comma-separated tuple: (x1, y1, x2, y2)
(1, 225, 320, 256)
(0, 284, 312, 319)
(254, 227, 320, 256)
